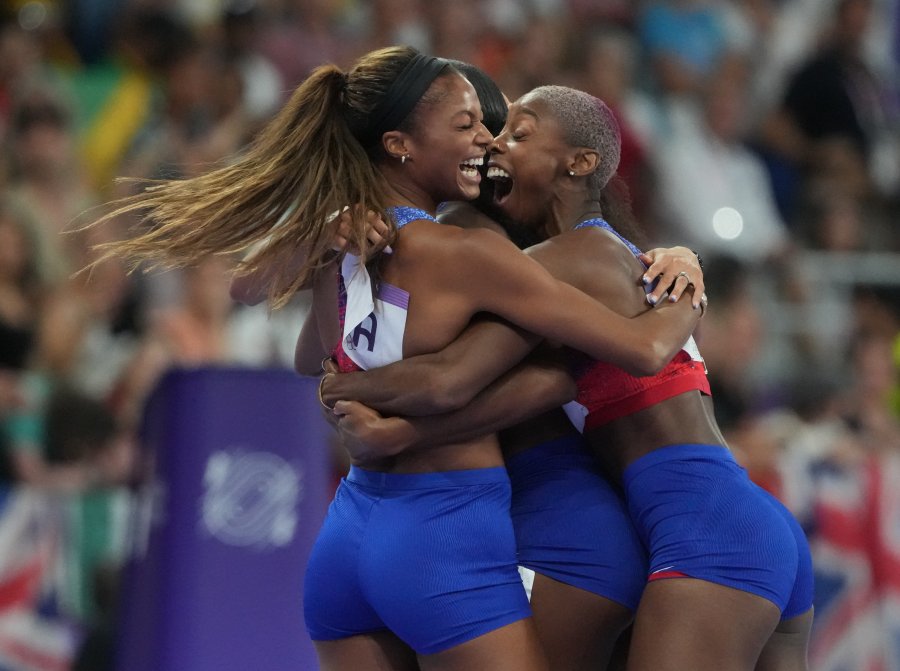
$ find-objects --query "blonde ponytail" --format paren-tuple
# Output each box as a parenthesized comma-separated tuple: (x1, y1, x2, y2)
(88, 61, 395, 307)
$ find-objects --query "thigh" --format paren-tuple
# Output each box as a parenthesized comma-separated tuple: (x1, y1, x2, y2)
(755, 608, 814, 671)
(418, 617, 547, 671)
(628, 578, 781, 671)
(315, 631, 419, 671)
(530, 571, 633, 671)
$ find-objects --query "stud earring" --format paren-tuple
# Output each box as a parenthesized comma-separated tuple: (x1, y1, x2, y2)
(568, 169, 575, 176)
(401, 154, 409, 164)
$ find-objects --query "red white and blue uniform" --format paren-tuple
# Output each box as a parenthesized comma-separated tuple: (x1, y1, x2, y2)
(566, 218, 813, 620)
(303, 206, 532, 654)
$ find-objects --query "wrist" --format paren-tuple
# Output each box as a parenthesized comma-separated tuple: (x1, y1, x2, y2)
(691, 249, 704, 270)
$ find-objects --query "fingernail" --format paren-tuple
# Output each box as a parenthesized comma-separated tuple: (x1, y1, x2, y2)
(641, 275, 650, 285)
(669, 294, 678, 302)
(647, 295, 657, 306)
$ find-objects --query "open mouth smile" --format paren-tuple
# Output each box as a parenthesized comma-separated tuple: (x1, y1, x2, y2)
(487, 166, 513, 204)
(459, 157, 484, 182)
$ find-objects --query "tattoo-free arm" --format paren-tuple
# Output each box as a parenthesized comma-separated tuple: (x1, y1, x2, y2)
(333, 349, 575, 461)
(294, 261, 341, 376)
(322, 316, 540, 415)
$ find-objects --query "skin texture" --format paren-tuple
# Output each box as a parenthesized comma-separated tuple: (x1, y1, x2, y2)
(323, 88, 812, 671)
(295, 71, 708, 671)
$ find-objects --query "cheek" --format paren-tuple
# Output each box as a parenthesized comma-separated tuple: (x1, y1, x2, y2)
(512, 152, 557, 196)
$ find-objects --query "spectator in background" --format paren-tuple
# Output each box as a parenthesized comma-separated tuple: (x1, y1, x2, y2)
(5, 85, 95, 284)
(113, 35, 253, 190)
(796, 190, 881, 252)
(0, 17, 45, 142)
(32, 222, 142, 404)
(0, 198, 42, 373)
(693, 255, 767, 433)
(837, 330, 900, 453)
(1, 381, 135, 622)
(651, 62, 791, 265)
(221, 1, 284, 125)
(580, 27, 659, 233)
(68, 8, 196, 194)
(110, 256, 270, 427)
(758, 0, 898, 217)
(255, 0, 354, 90)
(637, 0, 736, 134)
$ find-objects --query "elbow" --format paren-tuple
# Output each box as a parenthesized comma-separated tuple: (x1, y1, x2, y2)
(558, 374, 578, 405)
(419, 374, 476, 414)
(624, 341, 671, 377)
(545, 370, 577, 407)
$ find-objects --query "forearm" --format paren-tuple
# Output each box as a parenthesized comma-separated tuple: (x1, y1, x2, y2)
(295, 261, 341, 376)
(322, 317, 540, 415)
(392, 356, 576, 451)
(630, 291, 702, 375)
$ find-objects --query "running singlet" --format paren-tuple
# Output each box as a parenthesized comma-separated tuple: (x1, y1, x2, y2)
(306, 205, 534, 652)
(563, 218, 710, 432)
(332, 206, 435, 372)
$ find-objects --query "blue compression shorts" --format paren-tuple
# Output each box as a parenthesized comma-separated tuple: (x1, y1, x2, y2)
(507, 435, 647, 611)
(623, 443, 814, 618)
(303, 465, 531, 654)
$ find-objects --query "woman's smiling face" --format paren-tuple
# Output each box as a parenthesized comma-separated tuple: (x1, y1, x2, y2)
(403, 73, 493, 204)
(486, 93, 571, 228)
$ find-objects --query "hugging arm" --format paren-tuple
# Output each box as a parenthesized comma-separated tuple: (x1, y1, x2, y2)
(443, 228, 701, 376)
(322, 233, 705, 416)
(333, 346, 575, 461)
(294, 261, 342, 376)
(321, 315, 540, 415)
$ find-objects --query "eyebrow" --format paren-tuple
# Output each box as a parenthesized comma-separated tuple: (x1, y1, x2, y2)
(453, 110, 480, 122)
(514, 106, 540, 120)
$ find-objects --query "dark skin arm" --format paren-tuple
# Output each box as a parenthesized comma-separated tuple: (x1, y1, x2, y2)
(323, 314, 540, 415)
(331, 346, 576, 462)
(294, 261, 341, 376)
(321, 232, 701, 415)
(328, 228, 704, 459)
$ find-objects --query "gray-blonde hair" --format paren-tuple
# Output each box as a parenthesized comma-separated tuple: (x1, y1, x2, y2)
(527, 85, 621, 196)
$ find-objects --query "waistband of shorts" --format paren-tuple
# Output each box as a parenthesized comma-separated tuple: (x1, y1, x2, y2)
(346, 465, 510, 490)
(505, 434, 590, 473)
(623, 443, 733, 486)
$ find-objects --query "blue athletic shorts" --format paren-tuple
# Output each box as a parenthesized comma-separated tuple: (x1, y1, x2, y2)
(507, 435, 647, 611)
(303, 465, 531, 654)
(623, 443, 814, 618)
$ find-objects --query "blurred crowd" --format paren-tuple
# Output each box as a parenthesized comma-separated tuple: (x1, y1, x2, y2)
(0, 0, 898, 669)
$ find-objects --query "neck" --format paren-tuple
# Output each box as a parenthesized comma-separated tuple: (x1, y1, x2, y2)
(544, 189, 603, 239)
(379, 164, 439, 214)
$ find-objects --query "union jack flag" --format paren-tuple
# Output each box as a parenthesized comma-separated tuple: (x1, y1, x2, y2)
(0, 487, 80, 671)
(766, 448, 900, 671)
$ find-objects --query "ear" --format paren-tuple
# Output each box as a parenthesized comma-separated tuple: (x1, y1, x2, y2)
(382, 131, 410, 160)
(567, 148, 600, 177)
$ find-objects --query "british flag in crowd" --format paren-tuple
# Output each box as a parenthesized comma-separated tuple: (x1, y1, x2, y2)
(0, 487, 80, 671)
(771, 448, 900, 671)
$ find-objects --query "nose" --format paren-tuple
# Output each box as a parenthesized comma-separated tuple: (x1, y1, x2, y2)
(475, 122, 491, 149)
(489, 133, 506, 154)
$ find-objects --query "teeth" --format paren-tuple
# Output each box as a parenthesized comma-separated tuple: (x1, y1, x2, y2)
(487, 167, 510, 179)
(461, 157, 484, 167)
